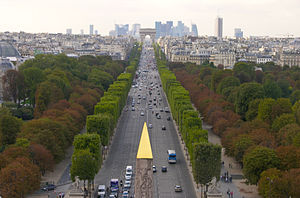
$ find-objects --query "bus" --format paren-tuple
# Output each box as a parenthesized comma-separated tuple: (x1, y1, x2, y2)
(167, 150, 176, 164)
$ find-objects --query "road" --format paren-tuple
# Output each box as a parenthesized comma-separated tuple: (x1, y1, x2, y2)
(93, 40, 196, 198)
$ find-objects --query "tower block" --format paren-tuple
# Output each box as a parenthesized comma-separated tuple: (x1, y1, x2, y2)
(134, 122, 153, 198)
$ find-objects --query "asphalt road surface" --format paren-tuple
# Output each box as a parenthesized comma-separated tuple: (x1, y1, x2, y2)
(93, 41, 196, 198)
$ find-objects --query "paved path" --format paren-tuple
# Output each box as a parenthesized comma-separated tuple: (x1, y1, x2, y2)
(203, 123, 261, 198)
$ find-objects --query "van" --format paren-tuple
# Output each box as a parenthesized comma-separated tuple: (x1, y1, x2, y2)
(97, 185, 106, 198)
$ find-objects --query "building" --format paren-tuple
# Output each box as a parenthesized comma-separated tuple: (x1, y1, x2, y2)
(191, 24, 198, 37)
(234, 28, 243, 38)
(95, 30, 98, 35)
(210, 52, 236, 68)
(115, 24, 129, 36)
(257, 55, 272, 64)
(80, 29, 84, 35)
(215, 17, 223, 39)
(280, 52, 300, 67)
(155, 21, 162, 38)
(89, 25, 94, 35)
(131, 24, 141, 38)
(66, 28, 72, 35)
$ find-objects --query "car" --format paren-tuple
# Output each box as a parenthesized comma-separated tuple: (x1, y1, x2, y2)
(158, 92, 160, 95)
(157, 115, 161, 119)
(137, 100, 140, 104)
(131, 103, 135, 107)
(159, 98, 162, 101)
(109, 193, 117, 198)
(140, 112, 144, 116)
(143, 96, 146, 100)
(175, 185, 182, 192)
(148, 124, 153, 129)
(149, 105, 152, 109)
(153, 165, 157, 172)
(162, 126, 166, 130)
(41, 184, 56, 191)
(125, 173, 132, 180)
(167, 116, 171, 121)
(124, 180, 131, 189)
(122, 191, 129, 198)
(161, 166, 167, 172)
(97, 185, 106, 198)
(160, 109, 163, 112)
(126, 166, 133, 175)
(131, 107, 135, 111)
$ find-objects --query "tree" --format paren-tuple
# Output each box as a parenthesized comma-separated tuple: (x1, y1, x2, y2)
(277, 123, 300, 146)
(258, 168, 282, 198)
(88, 69, 113, 90)
(277, 79, 292, 98)
(235, 82, 265, 118)
(243, 146, 280, 184)
(193, 142, 221, 190)
(0, 157, 40, 198)
(29, 143, 54, 175)
(275, 146, 300, 170)
(290, 90, 300, 104)
(234, 135, 254, 164)
(246, 99, 262, 121)
(216, 76, 240, 94)
(271, 113, 295, 132)
(257, 98, 276, 124)
(2, 69, 25, 103)
(263, 80, 282, 99)
(233, 62, 255, 83)
(0, 114, 23, 146)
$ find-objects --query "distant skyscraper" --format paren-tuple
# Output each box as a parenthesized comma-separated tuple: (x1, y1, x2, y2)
(89, 25, 94, 35)
(191, 24, 198, 36)
(115, 24, 129, 36)
(215, 17, 223, 38)
(166, 21, 173, 36)
(177, 21, 184, 37)
(66, 28, 72, 35)
(132, 24, 141, 38)
(234, 28, 243, 38)
(95, 30, 98, 35)
(155, 21, 162, 38)
(80, 29, 84, 35)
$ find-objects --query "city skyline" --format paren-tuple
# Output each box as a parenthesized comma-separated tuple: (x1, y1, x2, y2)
(1, 0, 300, 37)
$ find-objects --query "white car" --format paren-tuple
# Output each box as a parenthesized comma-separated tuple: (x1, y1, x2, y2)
(125, 173, 132, 180)
(148, 124, 153, 129)
(140, 112, 145, 116)
(124, 180, 131, 189)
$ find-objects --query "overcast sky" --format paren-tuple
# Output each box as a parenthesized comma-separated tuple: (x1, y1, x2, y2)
(1, 0, 300, 37)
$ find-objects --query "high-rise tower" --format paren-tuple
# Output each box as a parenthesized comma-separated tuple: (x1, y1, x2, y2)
(215, 17, 223, 38)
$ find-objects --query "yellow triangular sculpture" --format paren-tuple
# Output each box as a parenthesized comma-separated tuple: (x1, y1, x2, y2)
(136, 122, 153, 159)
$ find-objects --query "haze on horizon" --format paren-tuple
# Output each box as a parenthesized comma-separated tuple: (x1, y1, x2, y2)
(1, 0, 300, 37)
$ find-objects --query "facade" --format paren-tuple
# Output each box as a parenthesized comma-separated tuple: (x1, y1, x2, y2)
(210, 52, 236, 68)
(155, 21, 162, 38)
(80, 29, 84, 35)
(89, 25, 94, 35)
(115, 24, 129, 36)
(215, 17, 223, 39)
(234, 28, 243, 38)
(257, 55, 272, 64)
(280, 52, 300, 67)
(131, 24, 141, 38)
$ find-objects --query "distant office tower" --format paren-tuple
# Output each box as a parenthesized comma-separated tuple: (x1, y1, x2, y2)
(95, 30, 98, 35)
(80, 29, 84, 35)
(177, 21, 184, 37)
(155, 21, 162, 38)
(66, 28, 72, 35)
(89, 25, 94, 35)
(215, 17, 223, 38)
(115, 24, 129, 36)
(191, 24, 198, 36)
(234, 28, 243, 38)
(132, 24, 141, 37)
(166, 21, 173, 36)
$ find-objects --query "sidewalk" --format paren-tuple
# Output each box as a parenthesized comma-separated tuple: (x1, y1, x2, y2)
(203, 123, 261, 198)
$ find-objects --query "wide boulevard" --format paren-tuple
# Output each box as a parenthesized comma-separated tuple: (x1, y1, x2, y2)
(93, 40, 197, 198)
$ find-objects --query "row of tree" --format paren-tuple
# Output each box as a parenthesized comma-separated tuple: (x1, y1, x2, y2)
(169, 60, 300, 197)
(0, 52, 133, 197)
(154, 46, 221, 192)
(70, 44, 141, 196)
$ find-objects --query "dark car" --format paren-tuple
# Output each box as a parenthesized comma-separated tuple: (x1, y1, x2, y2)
(41, 184, 56, 191)
(161, 166, 167, 172)
(162, 126, 166, 130)
(167, 116, 171, 121)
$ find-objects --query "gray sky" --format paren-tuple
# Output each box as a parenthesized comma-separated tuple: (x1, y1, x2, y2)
(1, 0, 300, 37)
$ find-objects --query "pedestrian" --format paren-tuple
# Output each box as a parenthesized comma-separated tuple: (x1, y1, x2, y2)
(220, 175, 223, 181)
(230, 191, 233, 198)
(230, 176, 232, 183)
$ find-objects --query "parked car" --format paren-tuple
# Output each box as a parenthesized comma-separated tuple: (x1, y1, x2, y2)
(175, 185, 182, 192)
(41, 184, 56, 191)
(97, 185, 106, 198)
